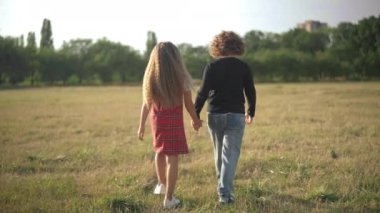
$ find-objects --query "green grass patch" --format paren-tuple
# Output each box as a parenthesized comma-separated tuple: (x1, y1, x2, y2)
(305, 186, 339, 202)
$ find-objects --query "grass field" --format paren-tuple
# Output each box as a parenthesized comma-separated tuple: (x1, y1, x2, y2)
(0, 83, 379, 212)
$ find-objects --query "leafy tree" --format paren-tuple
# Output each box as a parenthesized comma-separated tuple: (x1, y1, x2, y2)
(85, 39, 113, 83)
(19, 35, 24, 47)
(253, 49, 314, 81)
(365, 49, 380, 78)
(351, 15, 380, 79)
(27, 32, 37, 50)
(0, 36, 12, 84)
(144, 31, 157, 59)
(40, 18, 54, 49)
(61, 39, 93, 83)
(178, 43, 210, 79)
(329, 15, 380, 79)
(329, 22, 358, 61)
(244, 30, 280, 53)
(2, 15, 380, 86)
(244, 30, 265, 53)
(86, 38, 145, 84)
(282, 29, 329, 53)
(39, 49, 74, 84)
(26, 32, 38, 85)
(118, 46, 145, 82)
(353, 15, 380, 54)
(260, 33, 281, 50)
(0, 36, 29, 84)
(242, 53, 265, 81)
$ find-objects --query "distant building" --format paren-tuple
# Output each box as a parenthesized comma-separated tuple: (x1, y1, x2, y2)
(297, 20, 328, 32)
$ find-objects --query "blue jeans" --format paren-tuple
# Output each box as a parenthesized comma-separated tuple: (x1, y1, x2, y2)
(207, 112, 245, 199)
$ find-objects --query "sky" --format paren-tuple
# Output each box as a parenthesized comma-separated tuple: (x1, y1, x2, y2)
(1, 0, 380, 53)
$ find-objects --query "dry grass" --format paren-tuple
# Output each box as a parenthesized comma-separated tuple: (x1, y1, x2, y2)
(0, 83, 379, 212)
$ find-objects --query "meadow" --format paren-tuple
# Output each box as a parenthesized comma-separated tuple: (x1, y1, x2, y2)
(0, 83, 379, 212)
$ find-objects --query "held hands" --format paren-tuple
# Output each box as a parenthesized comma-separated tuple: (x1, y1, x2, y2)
(138, 119, 202, 140)
(245, 114, 253, 124)
(191, 118, 203, 131)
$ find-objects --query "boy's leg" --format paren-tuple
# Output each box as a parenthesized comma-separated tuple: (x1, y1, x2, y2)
(155, 153, 166, 185)
(219, 113, 245, 201)
(165, 154, 178, 200)
(207, 113, 225, 180)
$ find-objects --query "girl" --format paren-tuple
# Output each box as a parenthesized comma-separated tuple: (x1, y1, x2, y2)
(137, 42, 202, 209)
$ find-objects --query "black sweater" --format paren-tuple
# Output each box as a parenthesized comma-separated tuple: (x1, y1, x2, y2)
(194, 57, 256, 118)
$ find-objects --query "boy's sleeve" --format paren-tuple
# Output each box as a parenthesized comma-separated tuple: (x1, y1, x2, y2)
(244, 66, 256, 118)
(194, 64, 212, 118)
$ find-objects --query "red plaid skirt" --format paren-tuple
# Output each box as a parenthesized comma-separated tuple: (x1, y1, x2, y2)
(151, 105, 189, 155)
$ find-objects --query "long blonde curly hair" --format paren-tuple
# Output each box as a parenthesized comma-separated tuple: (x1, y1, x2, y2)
(143, 42, 192, 109)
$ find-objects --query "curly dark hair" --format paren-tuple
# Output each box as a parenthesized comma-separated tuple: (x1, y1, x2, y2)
(209, 31, 245, 58)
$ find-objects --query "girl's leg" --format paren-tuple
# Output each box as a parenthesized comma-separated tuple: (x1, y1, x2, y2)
(155, 153, 166, 185)
(165, 154, 178, 200)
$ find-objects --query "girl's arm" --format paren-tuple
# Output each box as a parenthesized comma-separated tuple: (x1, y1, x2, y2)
(184, 91, 202, 131)
(137, 103, 150, 140)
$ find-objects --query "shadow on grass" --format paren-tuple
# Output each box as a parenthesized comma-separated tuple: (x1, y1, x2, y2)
(235, 158, 342, 211)
(238, 188, 324, 212)
(103, 196, 145, 213)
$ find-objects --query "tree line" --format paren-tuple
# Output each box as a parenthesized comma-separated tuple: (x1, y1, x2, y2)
(1, 15, 379, 85)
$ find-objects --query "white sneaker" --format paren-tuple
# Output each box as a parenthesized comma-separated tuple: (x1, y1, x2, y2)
(163, 196, 180, 209)
(153, 183, 165, 195)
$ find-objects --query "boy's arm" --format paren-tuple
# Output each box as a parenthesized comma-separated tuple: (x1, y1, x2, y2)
(194, 64, 211, 118)
(244, 65, 256, 125)
(137, 103, 150, 140)
(184, 91, 202, 131)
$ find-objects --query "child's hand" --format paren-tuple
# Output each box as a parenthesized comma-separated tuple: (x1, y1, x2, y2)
(245, 114, 252, 124)
(137, 126, 145, 140)
(191, 119, 202, 131)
